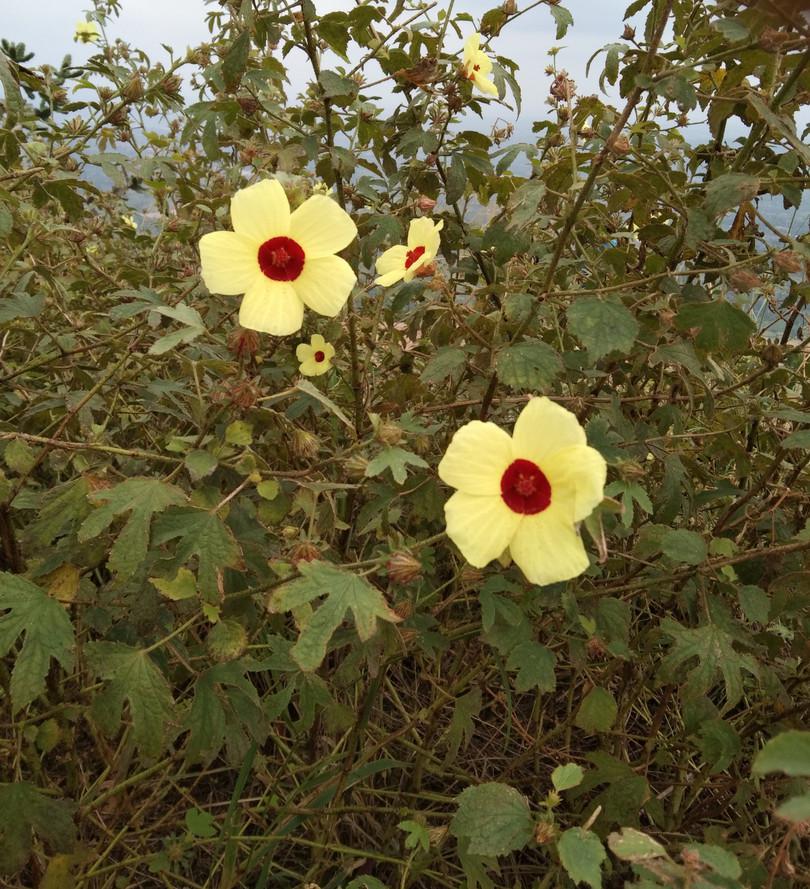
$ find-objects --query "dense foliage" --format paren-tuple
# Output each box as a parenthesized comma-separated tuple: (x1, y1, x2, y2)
(1, 0, 810, 886)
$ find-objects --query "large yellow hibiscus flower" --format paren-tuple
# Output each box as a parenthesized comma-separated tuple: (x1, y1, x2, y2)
(438, 397, 607, 585)
(462, 33, 499, 97)
(199, 179, 358, 336)
(374, 217, 443, 287)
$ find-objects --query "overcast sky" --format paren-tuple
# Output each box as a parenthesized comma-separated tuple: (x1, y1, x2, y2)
(3, 1, 808, 145)
(4, 1, 658, 134)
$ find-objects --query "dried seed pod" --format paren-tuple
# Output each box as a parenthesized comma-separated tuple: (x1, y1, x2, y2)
(387, 551, 423, 585)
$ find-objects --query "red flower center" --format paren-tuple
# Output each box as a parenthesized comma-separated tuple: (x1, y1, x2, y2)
(314, 350, 325, 362)
(473, 64, 480, 71)
(405, 245, 426, 269)
(258, 236, 305, 281)
(500, 458, 552, 515)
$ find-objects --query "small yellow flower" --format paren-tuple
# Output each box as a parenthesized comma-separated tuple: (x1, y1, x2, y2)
(296, 334, 335, 376)
(199, 179, 358, 337)
(462, 33, 498, 97)
(121, 214, 137, 230)
(438, 397, 607, 586)
(74, 21, 101, 44)
(374, 217, 443, 287)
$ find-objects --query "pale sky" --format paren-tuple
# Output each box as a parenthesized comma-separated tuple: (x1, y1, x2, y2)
(4, 0, 659, 137)
(3, 1, 808, 144)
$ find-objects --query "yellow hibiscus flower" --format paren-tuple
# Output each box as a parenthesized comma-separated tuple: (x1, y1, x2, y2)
(296, 334, 335, 376)
(74, 21, 101, 44)
(462, 32, 498, 97)
(438, 397, 607, 586)
(374, 217, 443, 287)
(199, 179, 358, 337)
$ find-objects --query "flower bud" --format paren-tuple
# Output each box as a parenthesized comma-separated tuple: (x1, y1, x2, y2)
(377, 421, 404, 446)
(289, 541, 321, 565)
(281, 525, 299, 540)
(729, 268, 762, 292)
(387, 551, 423, 585)
(344, 454, 369, 479)
(534, 821, 557, 845)
(228, 326, 260, 360)
(774, 250, 803, 274)
(761, 343, 783, 366)
(608, 134, 631, 156)
(502, 0, 517, 13)
(622, 24, 636, 40)
(291, 429, 320, 461)
(122, 74, 144, 101)
(417, 194, 437, 212)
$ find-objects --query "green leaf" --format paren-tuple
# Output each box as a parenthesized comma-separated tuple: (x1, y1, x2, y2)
(575, 687, 618, 733)
(365, 446, 429, 485)
(185, 807, 218, 838)
(659, 619, 758, 710)
(747, 93, 810, 165)
(206, 619, 248, 661)
(225, 420, 253, 446)
(398, 819, 430, 852)
(775, 794, 810, 822)
(676, 300, 755, 355)
(549, 4, 574, 38)
(3, 438, 36, 473)
(319, 69, 358, 99)
(149, 304, 206, 354)
(496, 340, 562, 389)
(552, 763, 585, 792)
(150, 567, 197, 601)
(256, 479, 279, 500)
(78, 478, 185, 579)
(0, 573, 75, 712)
(660, 529, 707, 565)
(0, 51, 24, 117)
(267, 561, 401, 671)
(443, 686, 482, 765)
(713, 17, 749, 41)
(738, 584, 770, 623)
(0, 292, 44, 323)
(85, 642, 175, 759)
(752, 731, 810, 776)
(185, 449, 218, 480)
(450, 783, 534, 856)
(506, 641, 556, 693)
(222, 30, 251, 91)
(295, 379, 354, 430)
(0, 202, 11, 238)
(0, 783, 76, 876)
(684, 207, 716, 248)
(151, 508, 242, 599)
(607, 828, 667, 862)
(557, 828, 606, 889)
(783, 429, 810, 449)
(683, 843, 741, 880)
(703, 173, 759, 217)
(421, 347, 467, 384)
(567, 297, 639, 361)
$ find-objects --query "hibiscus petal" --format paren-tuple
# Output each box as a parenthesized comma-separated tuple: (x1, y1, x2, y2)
(296, 342, 314, 362)
(438, 420, 513, 495)
(293, 255, 356, 317)
(545, 445, 607, 522)
(300, 358, 328, 376)
(512, 397, 586, 463)
(309, 333, 327, 350)
(474, 72, 498, 96)
(509, 512, 590, 586)
(239, 277, 304, 336)
(199, 231, 260, 295)
(231, 179, 290, 244)
(289, 195, 357, 258)
(407, 217, 439, 250)
(445, 491, 520, 568)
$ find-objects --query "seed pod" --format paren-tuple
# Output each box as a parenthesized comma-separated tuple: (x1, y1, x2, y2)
(608, 134, 631, 156)
(377, 421, 404, 446)
(122, 74, 144, 101)
(387, 551, 423, 585)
